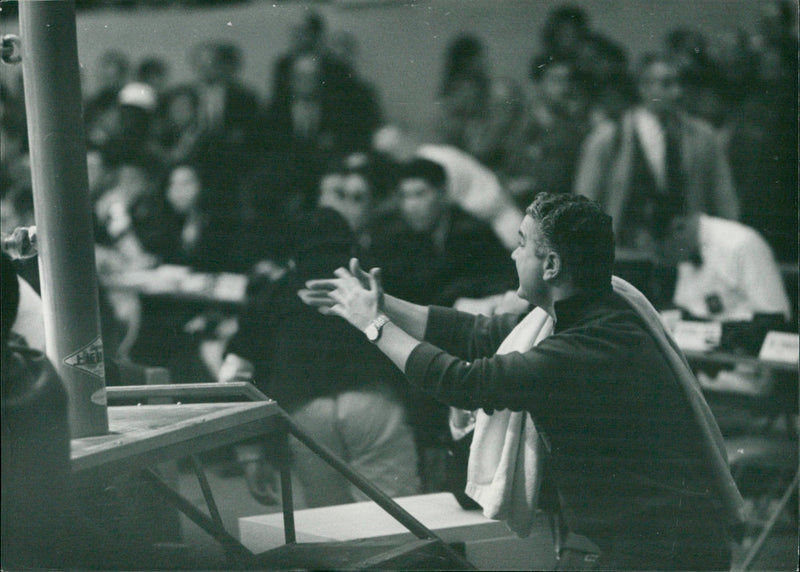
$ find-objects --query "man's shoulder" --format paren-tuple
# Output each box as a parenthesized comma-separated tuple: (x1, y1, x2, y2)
(701, 215, 768, 251)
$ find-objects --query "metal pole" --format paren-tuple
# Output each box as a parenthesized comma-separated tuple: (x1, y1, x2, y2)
(19, 0, 108, 437)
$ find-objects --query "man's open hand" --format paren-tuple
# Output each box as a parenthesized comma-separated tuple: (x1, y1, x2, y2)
(298, 258, 384, 331)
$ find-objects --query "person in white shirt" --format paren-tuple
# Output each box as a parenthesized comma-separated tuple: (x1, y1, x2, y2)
(653, 208, 791, 323)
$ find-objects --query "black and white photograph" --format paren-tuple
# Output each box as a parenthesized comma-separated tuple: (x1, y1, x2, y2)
(1, 0, 797, 569)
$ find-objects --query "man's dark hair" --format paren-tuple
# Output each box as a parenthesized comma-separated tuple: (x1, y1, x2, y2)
(136, 57, 168, 84)
(1, 252, 20, 349)
(398, 158, 447, 190)
(650, 193, 690, 241)
(526, 193, 614, 291)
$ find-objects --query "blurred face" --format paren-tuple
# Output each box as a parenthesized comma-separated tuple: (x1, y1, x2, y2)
(446, 77, 484, 115)
(97, 55, 127, 91)
(318, 172, 371, 232)
(192, 46, 222, 85)
(638, 61, 683, 115)
(291, 56, 321, 99)
(398, 177, 444, 233)
(167, 92, 198, 129)
(540, 63, 573, 106)
(167, 166, 202, 214)
(654, 217, 697, 265)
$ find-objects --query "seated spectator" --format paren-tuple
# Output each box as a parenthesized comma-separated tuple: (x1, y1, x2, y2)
(574, 52, 739, 251)
(219, 207, 420, 508)
(652, 201, 791, 324)
(93, 158, 162, 272)
(138, 161, 247, 273)
(317, 152, 377, 246)
(367, 157, 516, 308)
(364, 158, 517, 491)
(83, 50, 130, 147)
(374, 123, 525, 251)
(96, 161, 240, 383)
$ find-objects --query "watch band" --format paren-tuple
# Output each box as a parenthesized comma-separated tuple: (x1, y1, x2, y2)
(365, 314, 391, 342)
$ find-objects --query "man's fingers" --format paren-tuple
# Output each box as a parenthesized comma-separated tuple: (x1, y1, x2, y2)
(298, 289, 336, 307)
(350, 258, 374, 287)
(368, 268, 380, 292)
(304, 279, 338, 291)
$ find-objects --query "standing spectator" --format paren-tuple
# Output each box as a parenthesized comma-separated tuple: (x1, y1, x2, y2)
(539, 4, 591, 61)
(435, 34, 532, 193)
(262, 50, 376, 157)
(268, 11, 350, 105)
(135, 56, 170, 101)
(664, 29, 727, 128)
(574, 52, 739, 251)
(576, 32, 635, 127)
(435, 33, 491, 152)
(187, 40, 262, 215)
(723, 3, 798, 263)
(511, 53, 589, 208)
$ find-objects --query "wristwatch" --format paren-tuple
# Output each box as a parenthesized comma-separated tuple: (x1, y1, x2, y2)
(364, 314, 391, 343)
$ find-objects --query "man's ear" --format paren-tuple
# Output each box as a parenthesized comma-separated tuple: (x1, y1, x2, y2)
(543, 251, 561, 281)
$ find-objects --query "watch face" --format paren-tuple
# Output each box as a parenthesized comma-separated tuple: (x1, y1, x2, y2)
(365, 324, 379, 341)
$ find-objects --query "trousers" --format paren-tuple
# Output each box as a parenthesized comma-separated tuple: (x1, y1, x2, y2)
(289, 387, 421, 508)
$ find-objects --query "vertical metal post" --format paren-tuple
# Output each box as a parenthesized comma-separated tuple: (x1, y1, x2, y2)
(19, 0, 108, 437)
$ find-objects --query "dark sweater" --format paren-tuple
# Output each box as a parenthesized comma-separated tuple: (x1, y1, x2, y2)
(405, 288, 732, 562)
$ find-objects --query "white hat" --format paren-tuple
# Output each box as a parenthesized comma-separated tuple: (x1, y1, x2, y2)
(118, 82, 157, 112)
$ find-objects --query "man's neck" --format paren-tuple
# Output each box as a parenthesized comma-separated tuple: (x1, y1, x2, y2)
(542, 282, 581, 320)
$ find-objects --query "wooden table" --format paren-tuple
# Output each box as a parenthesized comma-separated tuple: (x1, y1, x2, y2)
(70, 400, 293, 562)
(70, 387, 474, 569)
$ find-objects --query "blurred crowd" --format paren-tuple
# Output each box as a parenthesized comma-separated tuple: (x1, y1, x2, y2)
(1, 1, 797, 509)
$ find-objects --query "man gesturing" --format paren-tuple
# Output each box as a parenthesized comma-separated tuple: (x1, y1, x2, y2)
(299, 193, 743, 571)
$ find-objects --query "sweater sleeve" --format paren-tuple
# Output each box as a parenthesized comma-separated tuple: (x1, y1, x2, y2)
(405, 328, 617, 414)
(424, 305, 522, 360)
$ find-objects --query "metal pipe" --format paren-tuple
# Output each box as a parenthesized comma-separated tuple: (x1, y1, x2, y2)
(19, 0, 108, 437)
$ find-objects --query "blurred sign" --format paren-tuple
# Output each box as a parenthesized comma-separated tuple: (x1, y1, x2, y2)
(673, 320, 722, 353)
(759, 331, 799, 364)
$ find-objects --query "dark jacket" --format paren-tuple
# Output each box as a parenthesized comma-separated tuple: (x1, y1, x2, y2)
(366, 206, 516, 307)
(226, 208, 404, 411)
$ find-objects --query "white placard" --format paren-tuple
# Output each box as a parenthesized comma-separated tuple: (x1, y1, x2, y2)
(758, 331, 799, 364)
(673, 320, 722, 352)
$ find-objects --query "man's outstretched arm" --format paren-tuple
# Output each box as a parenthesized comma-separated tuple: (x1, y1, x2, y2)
(298, 258, 427, 371)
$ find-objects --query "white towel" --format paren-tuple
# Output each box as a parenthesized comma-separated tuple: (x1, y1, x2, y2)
(464, 307, 553, 537)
